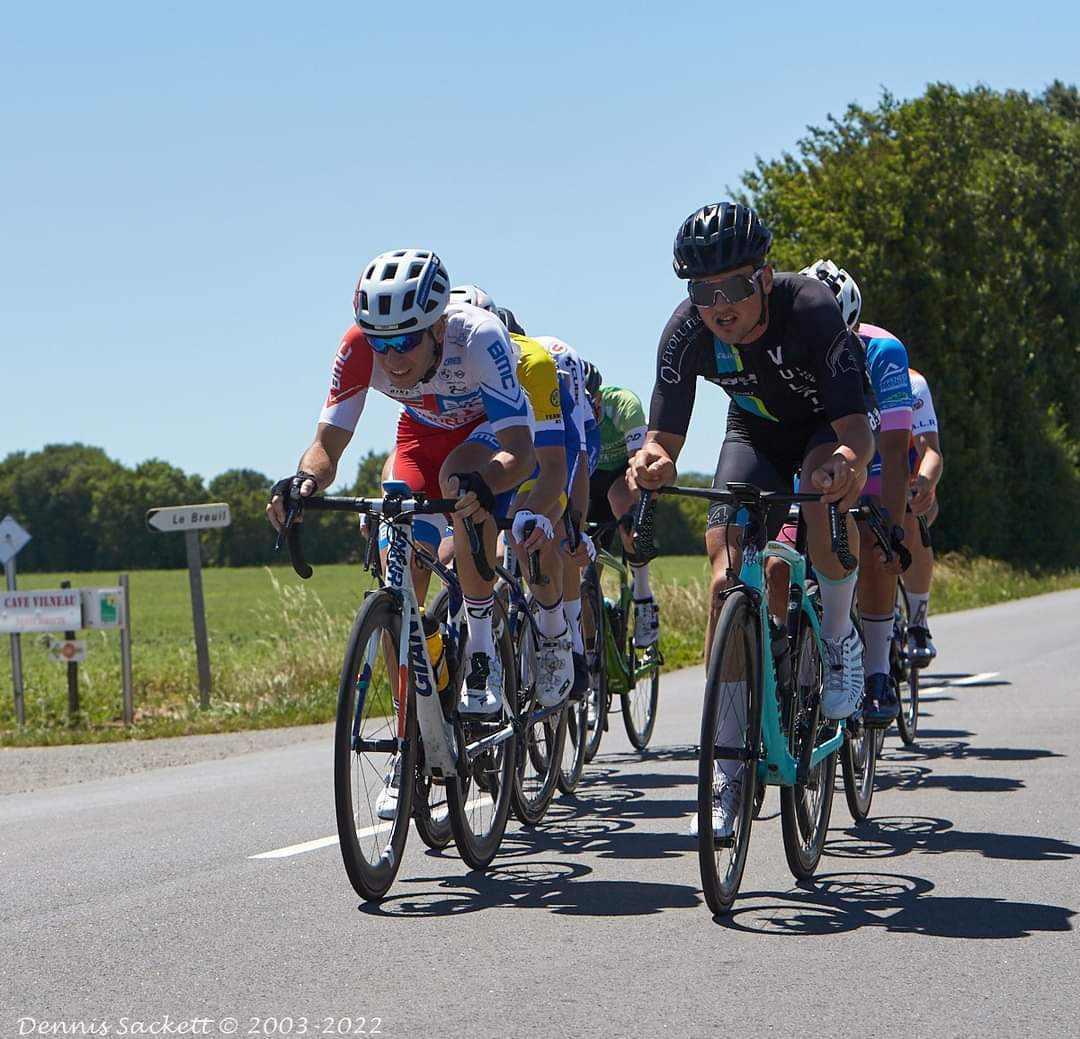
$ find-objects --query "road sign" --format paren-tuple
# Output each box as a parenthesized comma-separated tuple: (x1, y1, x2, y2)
(0, 588, 82, 633)
(80, 586, 124, 629)
(0, 515, 31, 566)
(146, 503, 231, 533)
(48, 639, 87, 663)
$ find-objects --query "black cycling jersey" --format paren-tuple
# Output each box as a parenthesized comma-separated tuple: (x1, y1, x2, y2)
(649, 273, 873, 439)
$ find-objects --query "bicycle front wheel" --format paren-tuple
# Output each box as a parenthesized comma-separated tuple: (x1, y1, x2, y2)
(893, 583, 920, 745)
(840, 719, 877, 822)
(780, 622, 837, 880)
(334, 590, 417, 901)
(557, 695, 588, 795)
(698, 589, 761, 916)
(447, 596, 517, 869)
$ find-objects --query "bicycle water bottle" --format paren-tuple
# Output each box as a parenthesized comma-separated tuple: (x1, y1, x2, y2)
(769, 618, 792, 696)
(421, 614, 451, 694)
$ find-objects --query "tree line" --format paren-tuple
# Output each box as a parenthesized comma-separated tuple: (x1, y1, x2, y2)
(5, 82, 1078, 571)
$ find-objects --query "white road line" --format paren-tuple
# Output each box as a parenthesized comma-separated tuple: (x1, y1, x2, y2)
(919, 671, 1001, 698)
(951, 671, 1001, 686)
(249, 795, 489, 860)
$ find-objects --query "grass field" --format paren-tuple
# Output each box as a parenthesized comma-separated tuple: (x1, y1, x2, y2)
(1, 553, 1075, 746)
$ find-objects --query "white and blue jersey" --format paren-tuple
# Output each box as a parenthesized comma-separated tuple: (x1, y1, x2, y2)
(858, 322, 913, 495)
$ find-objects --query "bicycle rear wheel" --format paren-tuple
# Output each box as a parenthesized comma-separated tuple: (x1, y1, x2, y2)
(557, 695, 588, 795)
(893, 583, 920, 745)
(334, 590, 416, 901)
(698, 589, 761, 916)
(840, 718, 877, 822)
(622, 628, 660, 751)
(580, 565, 608, 763)
(447, 597, 517, 869)
(780, 622, 837, 880)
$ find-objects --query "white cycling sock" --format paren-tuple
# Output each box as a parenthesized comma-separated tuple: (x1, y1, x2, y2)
(464, 595, 495, 657)
(631, 563, 653, 600)
(860, 613, 893, 677)
(712, 681, 748, 782)
(563, 597, 584, 653)
(906, 590, 930, 629)
(818, 569, 857, 641)
(536, 598, 566, 639)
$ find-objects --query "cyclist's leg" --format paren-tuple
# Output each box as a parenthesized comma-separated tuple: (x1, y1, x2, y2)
(563, 456, 592, 694)
(801, 428, 864, 720)
(607, 463, 660, 647)
(904, 498, 938, 661)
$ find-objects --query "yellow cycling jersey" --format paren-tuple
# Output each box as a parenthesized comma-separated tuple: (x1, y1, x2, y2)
(512, 333, 564, 449)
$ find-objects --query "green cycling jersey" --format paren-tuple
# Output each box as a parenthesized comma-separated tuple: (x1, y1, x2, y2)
(597, 385, 647, 471)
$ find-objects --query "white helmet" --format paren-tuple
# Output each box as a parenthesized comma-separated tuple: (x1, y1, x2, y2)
(353, 249, 450, 334)
(800, 258, 862, 328)
(449, 284, 498, 313)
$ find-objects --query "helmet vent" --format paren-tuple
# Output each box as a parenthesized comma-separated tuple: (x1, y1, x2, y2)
(378, 294, 392, 316)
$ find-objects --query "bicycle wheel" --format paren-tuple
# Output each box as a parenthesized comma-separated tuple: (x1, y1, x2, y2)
(413, 772, 452, 851)
(893, 584, 920, 745)
(447, 596, 517, 869)
(780, 622, 838, 880)
(840, 718, 877, 823)
(622, 645, 660, 750)
(557, 694, 588, 795)
(511, 610, 568, 825)
(581, 565, 608, 763)
(698, 589, 761, 916)
(334, 590, 417, 901)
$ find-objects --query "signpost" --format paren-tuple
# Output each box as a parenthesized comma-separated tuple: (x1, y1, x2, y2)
(1, 515, 32, 724)
(146, 503, 231, 708)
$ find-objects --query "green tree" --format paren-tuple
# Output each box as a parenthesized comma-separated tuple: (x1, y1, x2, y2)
(740, 82, 1080, 563)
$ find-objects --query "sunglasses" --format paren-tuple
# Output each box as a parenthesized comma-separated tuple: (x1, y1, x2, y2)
(688, 268, 763, 308)
(368, 330, 428, 354)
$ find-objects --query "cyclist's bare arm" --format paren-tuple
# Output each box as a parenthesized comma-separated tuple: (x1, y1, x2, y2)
(809, 413, 873, 508)
(910, 430, 943, 515)
(878, 426, 911, 529)
(267, 423, 352, 530)
(629, 430, 684, 490)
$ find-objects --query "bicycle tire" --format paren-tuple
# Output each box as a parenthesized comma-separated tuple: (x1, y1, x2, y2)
(893, 583, 920, 745)
(840, 720, 877, 823)
(334, 590, 417, 901)
(446, 596, 517, 869)
(557, 694, 588, 795)
(621, 647, 659, 750)
(581, 565, 608, 763)
(698, 589, 761, 916)
(780, 621, 837, 880)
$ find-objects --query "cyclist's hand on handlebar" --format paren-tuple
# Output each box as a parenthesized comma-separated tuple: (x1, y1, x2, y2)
(628, 442, 675, 491)
(511, 510, 553, 552)
(810, 456, 865, 510)
(448, 471, 494, 525)
(909, 475, 936, 517)
(564, 529, 596, 567)
(267, 471, 318, 532)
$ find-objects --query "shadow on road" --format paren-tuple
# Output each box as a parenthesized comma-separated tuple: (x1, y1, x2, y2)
(715, 871, 1075, 938)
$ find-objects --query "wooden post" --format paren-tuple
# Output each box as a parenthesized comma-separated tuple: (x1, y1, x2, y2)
(60, 578, 80, 722)
(185, 530, 212, 708)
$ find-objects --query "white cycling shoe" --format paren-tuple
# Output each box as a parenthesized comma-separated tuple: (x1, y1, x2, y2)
(822, 627, 864, 720)
(689, 775, 742, 840)
(459, 650, 503, 717)
(374, 754, 402, 821)
(536, 629, 574, 708)
(633, 598, 660, 648)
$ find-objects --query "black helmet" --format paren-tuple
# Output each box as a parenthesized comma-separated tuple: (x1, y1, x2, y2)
(496, 306, 526, 335)
(582, 360, 602, 396)
(672, 202, 773, 279)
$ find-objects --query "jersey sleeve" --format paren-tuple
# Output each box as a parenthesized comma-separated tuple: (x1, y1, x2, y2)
(318, 326, 373, 433)
(794, 281, 871, 421)
(649, 300, 706, 436)
(470, 319, 532, 433)
(909, 370, 939, 436)
(609, 387, 646, 456)
(513, 336, 564, 448)
(863, 331, 913, 433)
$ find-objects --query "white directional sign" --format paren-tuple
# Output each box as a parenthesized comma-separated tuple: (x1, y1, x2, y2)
(0, 515, 31, 566)
(0, 588, 82, 633)
(146, 503, 231, 533)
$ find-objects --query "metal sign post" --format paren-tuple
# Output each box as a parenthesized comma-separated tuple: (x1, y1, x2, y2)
(1, 515, 32, 725)
(119, 575, 134, 726)
(146, 503, 230, 709)
(60, 579, 80, 721)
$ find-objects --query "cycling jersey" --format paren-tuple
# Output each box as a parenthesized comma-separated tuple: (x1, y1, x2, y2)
(320, 302, 531, 437)
(531, 336, 595, 460)
(909, 367, 939, 473)
(596, 386, 647, 472)
(512, 335, 564, 451)
(650, 274, 872, 440)
(858, 323, 913, 497)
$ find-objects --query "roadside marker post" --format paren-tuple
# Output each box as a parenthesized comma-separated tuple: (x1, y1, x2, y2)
(1, 515, 31, 724)
(146, 503, 231, 708)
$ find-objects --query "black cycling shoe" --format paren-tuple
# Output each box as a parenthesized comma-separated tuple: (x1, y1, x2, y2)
(569, 651, 589, 702)
(907, 625, 936, 669)
(862, 672, 900, 728)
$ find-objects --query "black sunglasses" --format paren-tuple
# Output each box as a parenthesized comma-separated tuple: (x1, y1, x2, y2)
(688, 268, 763, 307)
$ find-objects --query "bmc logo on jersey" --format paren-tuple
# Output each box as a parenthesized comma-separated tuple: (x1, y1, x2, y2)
(487, 341, 517, 391)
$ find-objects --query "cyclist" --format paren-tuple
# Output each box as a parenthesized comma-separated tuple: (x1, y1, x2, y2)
(904, 367, 943, 664)
(801, 259, 911, 726)
(587, 378, 659, 647)
(267, 250, 536, 723)
(630, 202, 874, 838)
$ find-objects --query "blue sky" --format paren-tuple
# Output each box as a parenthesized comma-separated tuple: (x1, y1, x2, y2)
(3, 0, 1076, 487)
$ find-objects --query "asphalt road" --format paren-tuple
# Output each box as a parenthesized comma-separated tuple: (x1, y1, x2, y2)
(3, 591, 1078, 1039)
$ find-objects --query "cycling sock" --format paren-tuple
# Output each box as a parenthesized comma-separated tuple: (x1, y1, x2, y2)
(563, 597, 584, 653)
(860, 613, 894, 676)
(817, 569, 857, 640)
(536, 598, 566, 639)
(464, 595, 495, 657)
(714, 681, 748, 781)
(630, 562, 653, 600)
(906, 590, 930, 629)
